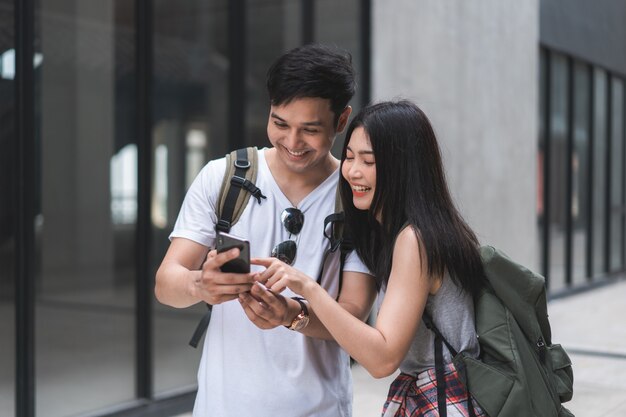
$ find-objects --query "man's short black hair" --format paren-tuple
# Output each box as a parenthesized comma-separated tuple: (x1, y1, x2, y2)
(266, 44, 356, 126)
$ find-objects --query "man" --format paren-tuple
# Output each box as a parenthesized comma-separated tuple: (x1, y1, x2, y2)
(155, 44, 377, 417)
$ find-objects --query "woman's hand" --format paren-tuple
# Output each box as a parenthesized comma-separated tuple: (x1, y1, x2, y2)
(251, 257, 316, 297)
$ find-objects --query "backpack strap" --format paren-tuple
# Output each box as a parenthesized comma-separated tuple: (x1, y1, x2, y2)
(317, 186, 352, 300)
(189, 147, 266, 348)
(422, 311, 476, 417)
(216, 147, 266, 233)
(189, 303, 212, 348)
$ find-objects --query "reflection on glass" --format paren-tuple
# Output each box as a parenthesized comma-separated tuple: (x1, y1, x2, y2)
(245, 0, 301, 148)
(571, 61, 590, 283)
(0, 1, 16, 414)
(538, 50, 548, 273)
(35, 2, 136, 415)
(610, 78, 624, 271)
(185, 128, 208, 188)
(592, 69, 607, 276)
(152, 144, 168, 229)
(151, 0, 226, 395)
(111, 144, 138, 225)
(316, 0, 362, 157)
(548, 53, 569, 290)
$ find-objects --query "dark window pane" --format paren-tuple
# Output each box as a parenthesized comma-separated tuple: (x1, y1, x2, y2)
(152, 0, 227, 395)
(316, 0, 363, 156)
(548, 53, 569, 291)
(610, 77, 624, 271)
(571, 61, 590, 283)
(35, 2, 137, 415)
(538, 49, 548, 273)
(0, 1, 16, 415)
(245, 0, 302, 149)
(592, 69, 607, 276)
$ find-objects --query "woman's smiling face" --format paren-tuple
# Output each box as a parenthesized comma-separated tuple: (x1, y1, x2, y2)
(341, 126, 376, 211)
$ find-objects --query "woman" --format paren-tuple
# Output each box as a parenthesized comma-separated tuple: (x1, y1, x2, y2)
(253, 100, 486, 416)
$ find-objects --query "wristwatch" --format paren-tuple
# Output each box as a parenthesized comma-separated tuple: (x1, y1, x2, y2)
(286, 297, 310, 331)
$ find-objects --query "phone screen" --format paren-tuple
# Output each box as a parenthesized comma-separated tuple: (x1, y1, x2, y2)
(216, 232, 251, 273)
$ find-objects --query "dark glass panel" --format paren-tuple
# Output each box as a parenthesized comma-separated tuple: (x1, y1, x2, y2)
(548, 53, 569, 291)
(571, 61, 590, 284)
(0, 1, 16, 415)
(609, 77, 624, 271)
(34, 1, 137, 415)
(151, 0, 227, 395)
(538, 49, 548, 274)
(592, 69, 607, 276)
(245, 0, 302, 149)
(316, 0, 363, 156)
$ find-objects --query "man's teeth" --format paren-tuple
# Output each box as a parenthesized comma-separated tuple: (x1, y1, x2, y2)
(288, 149, 306, 156)
(352, 185, 370, 192)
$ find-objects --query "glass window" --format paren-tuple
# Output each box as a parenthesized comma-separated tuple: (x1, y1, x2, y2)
(316, 0, 363, 156)
(592, 68, 608, 276)
(538, 49, 548, 274)
(245, 0, 303, 148)
(34, 1, 137, 415)
(610, 77, 624, 271)
(548, 53, 569, 291)
(243, 0, 365, 153)
(0, 1, 16, 415)
(152, 0, 227, 395)
(571, 61, 590, 284)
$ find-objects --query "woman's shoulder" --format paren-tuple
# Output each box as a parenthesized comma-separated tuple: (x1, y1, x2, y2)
(395, 224, 419, 246)
(392, 225, 421, 260)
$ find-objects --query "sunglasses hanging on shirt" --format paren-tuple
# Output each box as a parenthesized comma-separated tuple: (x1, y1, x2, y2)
(271, 207, 304, 265)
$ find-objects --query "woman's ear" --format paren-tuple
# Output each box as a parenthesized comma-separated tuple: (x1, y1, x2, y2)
(336, 106, 352, 133)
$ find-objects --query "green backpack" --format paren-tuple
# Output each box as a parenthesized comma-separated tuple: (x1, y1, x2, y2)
(423, 245, 574, 417)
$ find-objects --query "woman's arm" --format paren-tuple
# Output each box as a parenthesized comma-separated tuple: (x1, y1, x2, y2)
(270, 226, 435, 378)
(244, 258, 377, 340)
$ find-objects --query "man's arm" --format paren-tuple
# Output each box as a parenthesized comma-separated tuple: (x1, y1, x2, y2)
(155, 237, 256, 308)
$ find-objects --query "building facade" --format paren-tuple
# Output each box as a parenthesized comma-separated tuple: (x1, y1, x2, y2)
(1, 1, 625, 416)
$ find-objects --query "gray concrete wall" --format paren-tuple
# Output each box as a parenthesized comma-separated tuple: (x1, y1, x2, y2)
(372, 0, 540, 268)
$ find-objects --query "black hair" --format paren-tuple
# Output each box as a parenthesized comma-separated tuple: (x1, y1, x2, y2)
(339, 100, 485, 296)
(266, 44, 356, 126)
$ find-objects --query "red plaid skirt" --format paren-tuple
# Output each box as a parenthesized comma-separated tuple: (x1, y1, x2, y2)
(382, 363, 486, 417)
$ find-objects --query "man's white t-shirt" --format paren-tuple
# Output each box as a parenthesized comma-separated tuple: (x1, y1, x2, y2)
(170, 148, 370, 417)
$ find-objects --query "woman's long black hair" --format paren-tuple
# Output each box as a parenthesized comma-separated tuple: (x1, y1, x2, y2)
(339, 100, 485, 296)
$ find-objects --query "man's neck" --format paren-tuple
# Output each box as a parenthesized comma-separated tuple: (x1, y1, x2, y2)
(265, 148, 339, 207)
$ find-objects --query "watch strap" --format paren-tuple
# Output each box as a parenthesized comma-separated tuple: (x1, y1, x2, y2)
(291, 296, 308, 315)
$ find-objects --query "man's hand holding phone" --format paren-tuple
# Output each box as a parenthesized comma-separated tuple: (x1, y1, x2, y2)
(216, 232, 251, 273)
(195, 232, 254, 305)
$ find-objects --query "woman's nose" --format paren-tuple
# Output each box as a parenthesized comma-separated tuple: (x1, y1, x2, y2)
(348, 163, 362, 178)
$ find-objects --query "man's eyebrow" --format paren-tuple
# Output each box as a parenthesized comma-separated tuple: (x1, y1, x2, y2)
(270, 112, 285, 122)
(270, 112, 322, 126)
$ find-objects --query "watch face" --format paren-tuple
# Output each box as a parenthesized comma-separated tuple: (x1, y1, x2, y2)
(287, 298, 309, 331)
(291, 314, 310, 331)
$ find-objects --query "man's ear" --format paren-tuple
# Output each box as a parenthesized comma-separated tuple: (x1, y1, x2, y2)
(336, 106, 352, 133)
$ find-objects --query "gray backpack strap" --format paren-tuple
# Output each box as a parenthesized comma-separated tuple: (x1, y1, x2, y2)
(216, 147, 265, 233)
(189, 147, 265, 348)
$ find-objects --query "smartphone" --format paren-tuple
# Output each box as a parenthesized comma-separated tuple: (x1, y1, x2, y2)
(216, 231, 250, 273)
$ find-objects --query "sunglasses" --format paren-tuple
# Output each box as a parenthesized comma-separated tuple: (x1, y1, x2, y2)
(271, 208, 304, 265)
